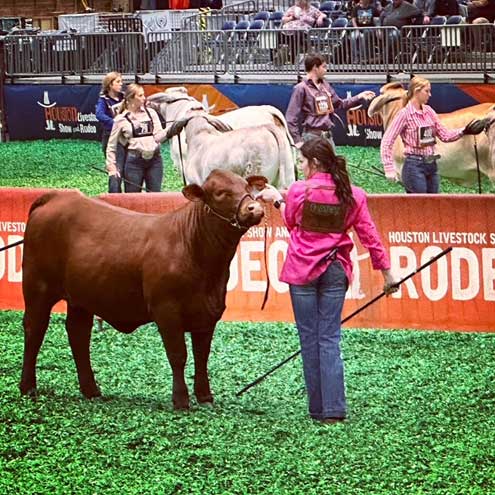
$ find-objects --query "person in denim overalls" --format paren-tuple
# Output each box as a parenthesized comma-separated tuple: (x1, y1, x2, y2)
(106, 84, 168, 193)
(258, 137, 399, 424)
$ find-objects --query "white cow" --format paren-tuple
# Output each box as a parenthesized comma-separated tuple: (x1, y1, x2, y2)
(368, 82, 495, 186)
(165, 111, 295, 188)
(485, 108, 495, 171)
(147, 87, 296, 182)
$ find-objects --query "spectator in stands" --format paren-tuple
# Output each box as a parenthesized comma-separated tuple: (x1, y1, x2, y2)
(280, 0, 327, 63)
(95, 72, 125, 193)
(106, 84, 165, 193)
(350, 0, 381, 62)
(467, 0, 495, 22)
(380, 76, 483, 193)
(413, 0, 435, 23)
(285, 53, 375, 147)
(380, 0, 423, 63)
(282, 0, 328, 29)
(429, 0, 460, 17)
(380, 0, 423, 28)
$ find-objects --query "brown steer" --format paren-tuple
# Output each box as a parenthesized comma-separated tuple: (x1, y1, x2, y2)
(20, 170, 265, 410)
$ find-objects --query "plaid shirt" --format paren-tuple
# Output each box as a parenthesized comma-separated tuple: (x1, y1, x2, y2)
(380, 102, 464, 178)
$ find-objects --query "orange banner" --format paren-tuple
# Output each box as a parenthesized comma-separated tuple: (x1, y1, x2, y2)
(0, 189, 493, 332)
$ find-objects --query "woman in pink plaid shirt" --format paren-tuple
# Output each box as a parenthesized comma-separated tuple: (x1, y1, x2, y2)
(380, 76, 484, 193)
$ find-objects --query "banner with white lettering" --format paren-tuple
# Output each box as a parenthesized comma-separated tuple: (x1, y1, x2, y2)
(4, 85, 101, 141)
(0, 190, 493, 332)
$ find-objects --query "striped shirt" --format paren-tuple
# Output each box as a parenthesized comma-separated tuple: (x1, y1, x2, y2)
(381, 102, 464, 178)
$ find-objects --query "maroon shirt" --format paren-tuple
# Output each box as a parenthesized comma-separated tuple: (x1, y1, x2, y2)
(285, 78, 362, 143)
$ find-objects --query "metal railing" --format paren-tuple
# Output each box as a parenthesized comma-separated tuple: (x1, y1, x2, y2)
(3, 23, 495, 80)
(4, 32, 146, 77)
(401, 23, 495, 74)
(148, 30, 227, 75)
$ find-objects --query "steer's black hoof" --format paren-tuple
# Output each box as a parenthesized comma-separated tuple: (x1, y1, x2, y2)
(20, 386, 38, 398)
(173, 399, 190, 411)
(81, 387, 102, 399)
(196, 393, 214, 405)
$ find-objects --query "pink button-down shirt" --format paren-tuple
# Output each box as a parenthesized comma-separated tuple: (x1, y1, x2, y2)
(280, 172, 390, 286)
(381, 102, 464, 178)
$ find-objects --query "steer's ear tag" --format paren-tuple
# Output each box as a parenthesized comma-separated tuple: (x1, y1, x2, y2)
(182, 184, 204, 202)
(247, 175, 268, 192)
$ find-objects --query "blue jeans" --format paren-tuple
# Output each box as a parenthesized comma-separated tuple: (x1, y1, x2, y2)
(350, 29, 374, 63)
(402, 155, 439, 194)
(102, 130, 126, 194)
(124, 152, 163, 193)
(289, 261, 348, 420)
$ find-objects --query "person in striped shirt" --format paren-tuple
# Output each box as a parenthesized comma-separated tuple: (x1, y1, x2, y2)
(380, 76, 483, 193)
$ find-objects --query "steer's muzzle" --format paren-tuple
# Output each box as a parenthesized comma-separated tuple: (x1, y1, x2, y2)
(239, 199, 264, 227)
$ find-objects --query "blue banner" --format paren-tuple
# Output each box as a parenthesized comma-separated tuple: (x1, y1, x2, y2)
(4, 82, 494, 144)
(5, 85, 102, 141)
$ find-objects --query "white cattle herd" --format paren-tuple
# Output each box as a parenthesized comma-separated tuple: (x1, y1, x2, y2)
(147, 86, 495, 188)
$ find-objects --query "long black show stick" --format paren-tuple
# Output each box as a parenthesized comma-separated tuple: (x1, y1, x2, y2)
(236, 246, 453, 397)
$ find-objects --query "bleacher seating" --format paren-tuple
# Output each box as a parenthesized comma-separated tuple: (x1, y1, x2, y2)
(331, 16, 348, 28)
(269, 11, 284, 28)
(320, 1, 336, 13)
(235, 20, 250, 30)
(253, 11, 270, 27)
(221, 20, 236, 30)
(249, 19, 264, 29)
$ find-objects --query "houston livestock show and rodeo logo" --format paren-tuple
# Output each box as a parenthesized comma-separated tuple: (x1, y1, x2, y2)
(37, 90, 98, 137)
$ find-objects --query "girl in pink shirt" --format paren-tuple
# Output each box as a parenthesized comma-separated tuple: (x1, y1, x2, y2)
(258, 137, 398, 424)
(380, 76, 484, 193)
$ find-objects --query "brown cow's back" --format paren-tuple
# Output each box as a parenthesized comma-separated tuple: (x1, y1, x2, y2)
(23, 191, 178, 325)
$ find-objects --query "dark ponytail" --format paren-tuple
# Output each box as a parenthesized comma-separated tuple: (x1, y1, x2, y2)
(300, 137, 356, 213)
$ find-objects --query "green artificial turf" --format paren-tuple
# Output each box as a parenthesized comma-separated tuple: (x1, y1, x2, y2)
(1, 312, 494, 495)
(0, 139, 493, 195)
(1, 139, 494, 493)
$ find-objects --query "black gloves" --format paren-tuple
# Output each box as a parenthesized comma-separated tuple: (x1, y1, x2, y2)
(463, 118, 488, 135)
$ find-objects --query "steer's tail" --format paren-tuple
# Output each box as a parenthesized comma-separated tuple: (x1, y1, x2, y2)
(266, 124, 296, 189)
(28, 191, 59, 216)
(259, 105, 295, 147)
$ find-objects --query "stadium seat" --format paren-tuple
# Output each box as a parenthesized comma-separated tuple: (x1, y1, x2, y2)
(235, 20, 250, 30)
(320, 16, 331, 27)
(331, 16, 348, 28)
(269, 11, 284, 29)
(253, 11, 270, 26)
(249, 19, 265, 30)
(326, 16, 348, 63)
(234, 19, 250, 45)
(320, 1, 336, 11)
(221, 20, 236, 30)
(411, 15, 447, 65)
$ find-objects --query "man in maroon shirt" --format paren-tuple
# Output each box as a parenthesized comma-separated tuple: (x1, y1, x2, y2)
(285, 54, 376, 147)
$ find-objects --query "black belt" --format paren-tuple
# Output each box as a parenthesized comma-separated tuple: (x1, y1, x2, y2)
(406, 154, 440, 164)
